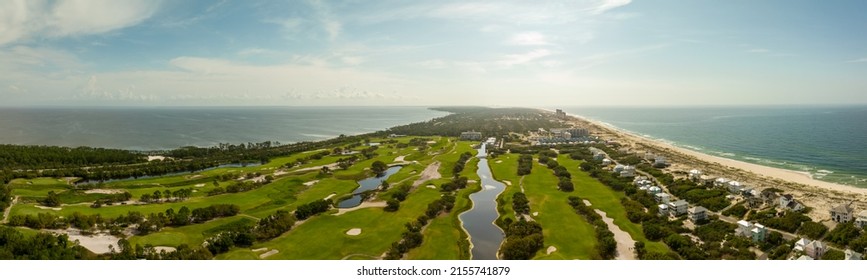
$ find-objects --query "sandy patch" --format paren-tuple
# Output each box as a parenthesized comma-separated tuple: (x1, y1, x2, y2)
(594, 209, 636, 260)
(346, 228, 362, 236)
(194, 184, 205, 187)
(412, 161, 442, 187)
(259, 249, 279, 259)
(495, 160, 503, 163)
(426, 185, 437, 189)
(304, 180, 319, 187)
(46, 229, 119, 255)
(252, 247, 269, 252)
(247, 175, 267, 183)
(426, 141, 437, 144)
(188, 175, 202, 179)
(273, 170, 288, 176)
(35, 205, 62, 211)
(394, 155, 406, 162)
(467, 180, 478, 183)
(583, 200, 592, 206)
(324, 193, 337, 200)
(502, 180, 512, 186)
(546, 246, 557, 255)
(153, 246, 176, 253)
(532, 212, 539, 217)
(84, 189, 125, 194)
(147, 156, 166, 161)
(335, 201, 387, 215)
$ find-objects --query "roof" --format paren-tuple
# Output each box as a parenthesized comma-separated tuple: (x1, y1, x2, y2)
(737, 220, 752, 228)
(831, 203, 854, 214)
(689, 206, 707, 213)
(670, 200, 688, 207)
(658, 204, 669, 209)
(655, 192, 670, 197)
(797, 255, 814, 260)
(859, 210, 867, 218)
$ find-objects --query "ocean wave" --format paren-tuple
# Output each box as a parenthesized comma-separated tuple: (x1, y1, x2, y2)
(717, 152, 736, 157)
(300, 133, 335, 139)
(682, 145, 704, 151)
(816, 169, 834, 174)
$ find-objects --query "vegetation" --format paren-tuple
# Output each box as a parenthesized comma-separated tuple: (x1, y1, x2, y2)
(568, 196, 617, 259)
(500, 219, 544, 260)
(0, 226, 93, 259)
(517, 154, 533, 176)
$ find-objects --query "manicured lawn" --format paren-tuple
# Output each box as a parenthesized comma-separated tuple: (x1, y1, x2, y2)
(488, 154, 521, 225)
(558, 155, 671, 256)
(129, 216, 256, 248)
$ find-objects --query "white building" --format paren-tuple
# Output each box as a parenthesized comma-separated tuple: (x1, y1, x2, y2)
(845, 249, 863, 260)
(688, 206, 708, 222)
(613, 164, 625, 173)
(620, 166, 636, 178)
(726, 181, 743, 194)
(780, 194, 805, 212)
(655, 193, 671, 203)
(601, 158, 612, 165)
(855, 210, 867, 228)
(736, 220, 767, 242)
(653, 156, 668, 167)
(648, 186, 662, 195)
(668, 200, 689, 216)
(460, 131, 482, 141)
(658, 204, 669, 216)
(714, 177, 731, 188)
(830, 203, 854, 223)
(688, 169, 703, 181)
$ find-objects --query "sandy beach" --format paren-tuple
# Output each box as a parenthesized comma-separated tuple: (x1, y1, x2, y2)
(561, 112, 867, 222)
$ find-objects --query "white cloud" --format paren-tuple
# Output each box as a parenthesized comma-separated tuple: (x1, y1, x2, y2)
(0, 0, 161, 45)
(499, 49, 553, 66)
(509, 32, 550, 46)
(588, 0, 632, 15)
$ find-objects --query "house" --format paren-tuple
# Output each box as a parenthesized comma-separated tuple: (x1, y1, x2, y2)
(804, 240, 827, 259)
(601, 158, 612, 166)
(796, 255, 814, 260)
(779, 194, 805, 212)
(613, 164, 625, 173)
(620, 166, 636, 178)
(648, 186, 662, 195)
(794, 238, 810, 252)
(658, 204, 670, 217)
(726, 181, 743, 194)
(714, 178, 731, 188)
(459, 131, 482, 141)
(688, 169, 703, 181)
(655, 193, 671, 203)
(668, 200, 689, 216)
(653, 156, 668, 168)
(845, 249, 863, 260)
(688, 206, 708, 222)
(750, 223, 767, 242)
(593, 152, 606, 161)
(855, 210, 867, 228)
(761, 189, 779, 205)
(830, 203, 854, 223)
(643, 152, 656, 161)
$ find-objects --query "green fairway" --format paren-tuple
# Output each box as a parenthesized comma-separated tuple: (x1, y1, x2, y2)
(558, 156, 671, 256)
(129, 216, 256, 248)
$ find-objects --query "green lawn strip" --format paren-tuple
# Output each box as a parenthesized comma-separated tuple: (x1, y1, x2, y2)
(488, 154, 521, 225)
(558, 156, 671, 255)
(230, 186, 443, 259)
(128, 216, 255, 248)
(407, 155, 480, 260)
(517, 156, 598, 260)
(9, 183, 68, 198)
(437, 141, 476, 178)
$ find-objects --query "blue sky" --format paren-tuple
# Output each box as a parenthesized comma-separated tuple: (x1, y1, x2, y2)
(1, 0, 866, 106)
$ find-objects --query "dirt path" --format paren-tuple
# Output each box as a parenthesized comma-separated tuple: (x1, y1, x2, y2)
(593, 209, 636, 260)
(412, 161, 442, 187)
(2, 196, 18, 224)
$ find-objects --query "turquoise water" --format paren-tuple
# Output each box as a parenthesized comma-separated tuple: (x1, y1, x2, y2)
(0, 106, 448, 151)
(562, 106, 867, 188)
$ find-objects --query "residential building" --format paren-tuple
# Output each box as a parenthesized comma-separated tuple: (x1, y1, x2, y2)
(751, 223, 767, 242)
(714, 177, 731, 187)
(688, 169, 703, 182)
(796, 255, 814, 260)
(459, 131, 482, 141)
(726, 181, 743, 194)
(830, 203, 854, 223)
(794, 238, 810, 252)
(780, 194, 805, 212)
(668, 200, 689, 216)
(613, 164, 625, 173)
(688, 206, 708, 222)
(658, 204, 669, 217)
(804, 240, 827, 259)
(653, 156, 668, 168)
(620, 166, 636, 177)
(601, 158, 612, 165)
(655, 193, 671, 203)
(856, 210, 867, 228)
(593, 152, 606, 161)
(736, 220, 753, 237)
(845, 249, 863, 260)
(648, 186, 662, 195)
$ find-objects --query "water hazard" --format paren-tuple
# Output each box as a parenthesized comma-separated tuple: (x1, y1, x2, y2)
(459, 143, 506, 260)
(337, 166, 402, 208)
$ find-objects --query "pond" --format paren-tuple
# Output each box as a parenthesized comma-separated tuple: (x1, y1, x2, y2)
(337, 165, 402, 208)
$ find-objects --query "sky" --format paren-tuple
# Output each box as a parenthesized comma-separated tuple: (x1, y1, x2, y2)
(1, 0, 866, 107)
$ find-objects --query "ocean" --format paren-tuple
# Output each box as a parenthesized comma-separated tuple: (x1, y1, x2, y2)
(561, 106, 867, 188)
(0, 106, 448, 151)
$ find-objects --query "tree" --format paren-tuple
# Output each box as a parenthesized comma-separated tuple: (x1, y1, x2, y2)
(371, 161, 388, 176)
(385, 199, 400, 212)
(42, 191, 61, 207)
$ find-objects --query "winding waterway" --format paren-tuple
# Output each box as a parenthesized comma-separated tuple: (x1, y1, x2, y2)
(459, 143, 506, 260)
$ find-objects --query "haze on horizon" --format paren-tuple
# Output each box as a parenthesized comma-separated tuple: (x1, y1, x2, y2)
(1, 0, 866, 107)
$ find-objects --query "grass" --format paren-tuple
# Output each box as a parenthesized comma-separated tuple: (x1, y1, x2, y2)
(489, 153, 598, 260)
(129, 216, 256, 248)
(558, 155, 671, 256)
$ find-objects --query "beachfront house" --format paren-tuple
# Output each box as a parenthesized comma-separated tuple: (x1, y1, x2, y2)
(655, 193, 671, 203)
(668, 200, 689, 217)
(714, 177, 731, 188)
(845, 249, 863, 260)
(653, 156, 668, 168)
(689, 169, 703, 182)
(794, 238, 810, 252)
(613, 164, 626, 173)
(855, 210, 867, 228)
(688, 206, 708, 222)
(658, 204, 670, 217)
(830, 203, 855, 223)
(460, 131, 483, 141)
(779, 194, 805, 212)
(602, 158, 612, 166)
(648, 186, 662, 195)
(736, 220, 767, 242)
(726, 181, 743, 194)
(620, 166, 636, 178)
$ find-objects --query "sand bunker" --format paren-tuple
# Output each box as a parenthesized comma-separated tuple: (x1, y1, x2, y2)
(194, 184, 205, 187)
(273, 170, 288, 176)
(46, 229, 119, 255)
(583, 200, 592, 206)
(259, 249, 279, 259)
(594, 209, 636, 260)
(346, 228, 362, 236)
(426, 185, 437, 189)
(147, 156, 166, 161)
(467, 180, 478, 183)
(153, 246, 176, 253)
(324, 193, 337, 200)
(412, 161, 442, 187)
(335, 201, 387, 215)
(533, 212, 539, 217)
(84, 189, 125, 194)
(394, 155, 406, 162)
(495, 160, 503, 163)
(547, 246, 557, 255)
(502, 180, 512, 186)
(252, 247, 269, 252)
(303, 180, 319, 186)
(35, 205, 61, 211)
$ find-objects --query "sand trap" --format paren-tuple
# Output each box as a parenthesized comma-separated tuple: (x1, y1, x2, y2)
(583, 200, 592, 206)
(394, 155, 406, 162)
(303, 180, 319, 186)
(147, 156, 166, 161)
(189, 175, 202, 179)
(153, 246, 176, 253)
(252, 247, 269, 252)
(247, 175, 267, 183)
(547, 246, 557, 255)
(532, 212, 539, 217)
(46, 229, 119, 255)
(335, 201, 387, 215)
(84, 189, 125, 194)
(495, 160, 503, 163)
(259, 249, 279, 259)
(35, 205, 62, 211)
(273, 170, 288, 176)
(426, 185, 437, 189)
(346, 228, 362, 236)
(467, 180, 478, 183)
(412, 161, 442, 187)
(194, 184, 205, 187)
(502, 180, 512, 186)
(426, 141, 437, 144)
(324, 193, 337, 200)
(594, 209, 636, 260)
